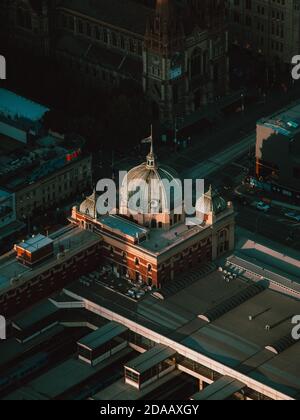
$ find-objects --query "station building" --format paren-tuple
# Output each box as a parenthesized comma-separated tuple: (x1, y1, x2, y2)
(70, 142, 235, 289)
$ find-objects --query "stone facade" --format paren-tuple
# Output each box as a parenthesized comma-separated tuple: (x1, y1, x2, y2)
(1, 0, 229, 125)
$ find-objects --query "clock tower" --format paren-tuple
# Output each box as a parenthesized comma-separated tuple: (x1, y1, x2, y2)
(143, 0, 228, 128)
(143, 0, 187, 126)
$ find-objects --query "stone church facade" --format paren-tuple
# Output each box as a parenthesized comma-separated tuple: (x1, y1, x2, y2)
(1, 0, 229, 125)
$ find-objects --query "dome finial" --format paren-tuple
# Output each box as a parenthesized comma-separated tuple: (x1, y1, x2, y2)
(142, 125, 156, 169)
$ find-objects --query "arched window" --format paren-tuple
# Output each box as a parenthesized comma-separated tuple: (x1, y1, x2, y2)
(147, 264, 152, 273)
(135, 258, 140, 266)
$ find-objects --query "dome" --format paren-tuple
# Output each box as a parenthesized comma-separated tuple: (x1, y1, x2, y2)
(201, 186, 227, 216)
(79, 190, 97, 218)
(120, 136, 184, 229)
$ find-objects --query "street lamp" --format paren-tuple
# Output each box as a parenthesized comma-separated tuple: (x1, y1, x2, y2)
(174, 116, 184, 145)
(241, 93, 245, 113)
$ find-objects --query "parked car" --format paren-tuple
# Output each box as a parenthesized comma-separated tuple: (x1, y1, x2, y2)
(256, 201, 271, 213)
(235, 195, 250, 206)
(284, 212, 300, 222)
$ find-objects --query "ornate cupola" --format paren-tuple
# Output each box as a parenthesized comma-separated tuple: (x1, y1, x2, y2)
(146, 130, 157, 169)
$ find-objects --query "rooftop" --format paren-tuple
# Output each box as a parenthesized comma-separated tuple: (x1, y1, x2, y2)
(125, 344, 176, 374)
(65, 268, 300, 399)
(258, 101, 300, 137)
(13, 300, 58, 331)
(0, 133, 86, 191)
(0, 226, 101, 294)
(4, 356, 113, 400)
(98, 214, 211, 255)
(58, 0, 154, 36)
(91, 371, 181, 401)
(16, 234, 53, 254)
(78, 321, 127, 351)
(191, 376, 246, 401)
(0, 88, 49, 123)
(99, 215, 148, 241)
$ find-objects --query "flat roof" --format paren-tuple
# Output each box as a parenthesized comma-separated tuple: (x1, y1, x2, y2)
(191, 376, 246, 400)
(0, 88, 49, 122)
(92, 371, 181, 401)
(4, 357, 107, 400)
(65, 268, 300, 398)
(125, 344, 176, 374)
(78, 322, 127, 351)
(0, 226, 101, 293)
(13, 300, 59, 331)
(0, 325, 65, 368)
(258, 101, 300, 137)
(99, 214, 210, 254)
(16, 234, 53, 253)
(99, 215, 148, 239)
(142, 221, 207, 253)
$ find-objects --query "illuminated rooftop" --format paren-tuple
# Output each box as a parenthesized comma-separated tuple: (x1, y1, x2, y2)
(258, 101, 300, 137)
(0, 226, 101, 293)
(0, 88, 49, 122)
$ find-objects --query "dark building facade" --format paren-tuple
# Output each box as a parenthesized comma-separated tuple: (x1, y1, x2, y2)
(226, 0, 300, 70)
(0, 0, 229, 125)
(256, 113, 300, 201)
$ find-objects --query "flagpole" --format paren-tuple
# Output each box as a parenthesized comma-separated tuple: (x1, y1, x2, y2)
(150, 124, 153, 155)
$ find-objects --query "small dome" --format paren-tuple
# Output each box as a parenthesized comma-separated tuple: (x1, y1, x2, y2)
(80, 190, 97, 218)
(201, 186, 227, 215)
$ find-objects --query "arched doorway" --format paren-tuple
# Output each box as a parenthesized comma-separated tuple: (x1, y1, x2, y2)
(151, 219, 157, 229)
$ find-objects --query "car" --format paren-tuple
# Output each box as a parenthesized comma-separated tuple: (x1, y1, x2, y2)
(285, 212, 300, 222)
(256, 201, 271, 213)
(235, 195, 250, 206)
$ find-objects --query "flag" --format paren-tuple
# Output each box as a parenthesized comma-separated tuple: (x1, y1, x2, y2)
(141, 136, 152, 144)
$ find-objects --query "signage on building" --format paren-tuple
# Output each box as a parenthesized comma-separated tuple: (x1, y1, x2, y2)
(170, 52, 183, 80)
(0, 315, 6, 340)
(0, 55, 6, 80)
(66, 149, 82, 163)
(170, 66, 182, 80)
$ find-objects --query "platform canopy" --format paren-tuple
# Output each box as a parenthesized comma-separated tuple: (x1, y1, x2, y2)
(78, 321, 127, 351)
(125, 344, 176, 375)
(191, 376, 246, 401)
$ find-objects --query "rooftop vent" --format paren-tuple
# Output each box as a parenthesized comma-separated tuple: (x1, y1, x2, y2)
(198, 283, 265, 323)
(265, 334, 298, 355)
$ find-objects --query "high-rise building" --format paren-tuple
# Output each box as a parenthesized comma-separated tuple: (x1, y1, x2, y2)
(226, 0, 300, 71)
(0, 0, 229, 125)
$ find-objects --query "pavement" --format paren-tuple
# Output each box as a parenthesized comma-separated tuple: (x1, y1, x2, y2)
(182, 133, 255, 179)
